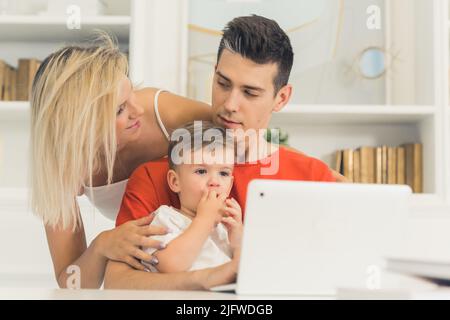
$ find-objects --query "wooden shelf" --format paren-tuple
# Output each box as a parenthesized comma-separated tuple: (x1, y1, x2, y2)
(271, 104, 436, 125)
(0, 15, 130, 42)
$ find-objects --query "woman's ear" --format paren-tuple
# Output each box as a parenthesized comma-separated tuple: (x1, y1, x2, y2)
(167, 169, 181, 193)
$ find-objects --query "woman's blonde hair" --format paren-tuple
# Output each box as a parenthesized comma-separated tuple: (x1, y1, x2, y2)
(30, 33, 128, 230)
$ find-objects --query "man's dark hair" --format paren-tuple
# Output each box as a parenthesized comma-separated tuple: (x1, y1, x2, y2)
(217, 15, 294, 95)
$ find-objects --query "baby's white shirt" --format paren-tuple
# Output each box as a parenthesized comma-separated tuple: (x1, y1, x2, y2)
(144, 205, 232, 272)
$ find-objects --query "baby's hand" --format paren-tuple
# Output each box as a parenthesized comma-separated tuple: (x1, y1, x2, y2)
(196, 189, 227, 226)
(221, 198, 243, 254)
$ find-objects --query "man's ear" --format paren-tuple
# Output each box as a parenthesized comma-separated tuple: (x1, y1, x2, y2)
(167, 169, 181, 193)
(273, 84, 293, 112)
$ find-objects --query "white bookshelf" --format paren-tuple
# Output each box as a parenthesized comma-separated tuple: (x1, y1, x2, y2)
(0, 15, 131, 42)
(272, 104, 437, 125)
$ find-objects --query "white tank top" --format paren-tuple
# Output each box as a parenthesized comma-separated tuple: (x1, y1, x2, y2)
(83, 89, 169, 221)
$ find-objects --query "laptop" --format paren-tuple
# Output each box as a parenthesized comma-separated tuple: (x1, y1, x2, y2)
(211, 180, 411, 296)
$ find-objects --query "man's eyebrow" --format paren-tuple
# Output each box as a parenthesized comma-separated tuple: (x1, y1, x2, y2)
(216, 70, 231, 82)
(216, 70, 265, 92)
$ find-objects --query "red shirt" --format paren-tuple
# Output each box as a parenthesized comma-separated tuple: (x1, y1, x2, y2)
(116, 147, 336, 226)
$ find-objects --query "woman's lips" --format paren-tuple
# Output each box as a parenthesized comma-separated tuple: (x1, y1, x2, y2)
(126, 120, 140, 129)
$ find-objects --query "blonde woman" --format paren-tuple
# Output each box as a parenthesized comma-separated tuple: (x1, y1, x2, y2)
(30, 35, 238, 289)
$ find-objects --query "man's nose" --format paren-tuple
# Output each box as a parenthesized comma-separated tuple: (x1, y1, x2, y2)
(223, 90, 240, 113)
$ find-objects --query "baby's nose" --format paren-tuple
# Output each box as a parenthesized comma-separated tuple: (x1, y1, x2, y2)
(208, 179, 220, 188)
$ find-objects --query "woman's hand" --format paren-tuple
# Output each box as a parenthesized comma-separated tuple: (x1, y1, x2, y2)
(221, 198, 243, 255)
(96, 214, 168, 271)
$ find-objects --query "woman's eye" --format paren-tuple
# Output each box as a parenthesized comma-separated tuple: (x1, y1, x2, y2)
(116, 104, 126, 115)
(220, 171, 230, 177)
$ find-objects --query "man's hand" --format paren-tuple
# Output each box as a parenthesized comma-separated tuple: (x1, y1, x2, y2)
(221, 198, 243, 255)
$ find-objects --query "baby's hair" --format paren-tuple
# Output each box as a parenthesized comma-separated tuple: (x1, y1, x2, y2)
(168, 121, 234, 169)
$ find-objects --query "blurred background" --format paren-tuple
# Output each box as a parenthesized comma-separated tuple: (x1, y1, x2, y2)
(0, 0, 450, 289)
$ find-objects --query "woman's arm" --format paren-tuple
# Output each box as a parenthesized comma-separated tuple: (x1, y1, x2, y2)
(46, 204, 167, 288)
(45, 217, 107, 289)
(156, 90, 212, 133)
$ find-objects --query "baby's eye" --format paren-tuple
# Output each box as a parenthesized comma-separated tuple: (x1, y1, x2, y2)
(195, 169, 207, 175)
(220, 171, 230, 177)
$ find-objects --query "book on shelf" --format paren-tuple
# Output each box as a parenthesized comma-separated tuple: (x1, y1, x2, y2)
(396, 147, 406, 185)
(335, 143, 423, 193)
(343, 149, 354, 182)
(387, 147, 397, 185)
(353, 149, 361, 183)
(334, 150, 343, 175)
(375, 147, 382, 184)
(359, 146, 375, 184)
(381, 145, 387, 184)
(1, 58, 40, 102)
(16, 58, 41, 101)
(0, 60, 18, 101)
(403, 143, 423, 193)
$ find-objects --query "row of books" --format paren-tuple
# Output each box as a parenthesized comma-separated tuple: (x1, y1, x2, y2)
(334, 143, 423, 193)
(0, 59, 41, 101)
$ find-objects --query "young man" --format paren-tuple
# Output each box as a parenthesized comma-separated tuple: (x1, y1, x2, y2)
(105, 15, 337, 290)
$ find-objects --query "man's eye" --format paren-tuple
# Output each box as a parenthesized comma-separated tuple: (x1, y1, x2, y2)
(218, 80, 230, 88)
(195, 169, 207, 175)
(244, 90, 257, 97)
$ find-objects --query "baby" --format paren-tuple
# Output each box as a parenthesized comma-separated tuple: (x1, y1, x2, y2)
(143, 121, 242, 273)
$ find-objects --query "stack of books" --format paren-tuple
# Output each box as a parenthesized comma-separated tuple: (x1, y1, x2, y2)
(334, 143, 423, 193)
(0, 58, 41, 101)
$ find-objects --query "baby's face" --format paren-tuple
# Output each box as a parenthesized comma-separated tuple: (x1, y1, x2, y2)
(174, 148, 234, 213)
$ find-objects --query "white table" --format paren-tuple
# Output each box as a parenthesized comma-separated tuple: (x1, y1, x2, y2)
(0, 288, 333, 300)
(1, 287, 450, 300)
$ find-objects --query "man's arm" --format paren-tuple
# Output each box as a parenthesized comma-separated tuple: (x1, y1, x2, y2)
(104, 258, 237, 290)
(283, 145, 348, 183)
